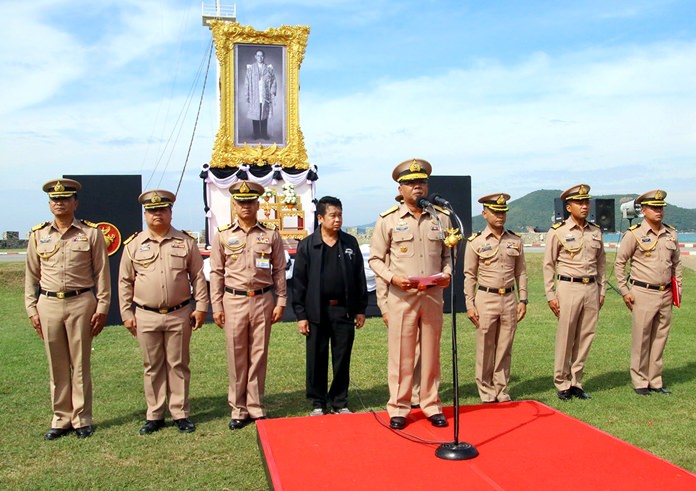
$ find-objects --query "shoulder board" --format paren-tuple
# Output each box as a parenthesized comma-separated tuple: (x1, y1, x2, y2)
(507, 229, 521, 237)
(627, 224, 639, 231)
(31, 221, 50, 232)
(467, 232, 480, 242)
(551, 221, 564, 229)
(259, 221, 277, 230)
(80, 219, 98, 228)
(588, 222, 600, 228)
(665, 223, 677, 231)
(123, 231, 140, 245)
(217, 223, 233, 232)
(380, 205, 399, 217)
(183, 230, 197, 240)
(432, 205, 450, 215)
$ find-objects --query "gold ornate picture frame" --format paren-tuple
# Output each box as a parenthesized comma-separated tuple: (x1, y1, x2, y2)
(209, 22, 310, 169)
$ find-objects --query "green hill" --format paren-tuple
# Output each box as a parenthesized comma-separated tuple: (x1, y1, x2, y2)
(471, 190, 696, 233)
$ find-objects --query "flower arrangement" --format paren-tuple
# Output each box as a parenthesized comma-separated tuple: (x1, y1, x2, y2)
(282, 183, 297, 205)
(262, 188, 275, 202)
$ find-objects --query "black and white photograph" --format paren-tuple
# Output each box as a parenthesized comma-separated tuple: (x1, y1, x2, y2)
(235, 44, 286, 147)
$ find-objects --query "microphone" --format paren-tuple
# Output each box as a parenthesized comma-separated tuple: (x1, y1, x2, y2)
(416, 196, 434, 209)
(428, 193, 452, 208)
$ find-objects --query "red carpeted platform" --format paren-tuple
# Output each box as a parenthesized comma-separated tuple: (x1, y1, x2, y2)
(256, 401, 695, 490)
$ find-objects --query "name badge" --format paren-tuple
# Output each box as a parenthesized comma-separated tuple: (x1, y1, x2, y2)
(256, 257, 270, 269)
(565, 235, 576, 242)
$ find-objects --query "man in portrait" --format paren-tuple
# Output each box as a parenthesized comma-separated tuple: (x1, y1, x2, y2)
(245, 49, 277, 141)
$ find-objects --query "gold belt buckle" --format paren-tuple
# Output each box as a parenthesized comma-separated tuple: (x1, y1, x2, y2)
(56, 292, 65, 299)
(159, 308, 168, 314)
(498, 288, 506, 295)
(582, 278, 590, 284)
(658, 285, 665, 291)
(247, 291, 255, 297)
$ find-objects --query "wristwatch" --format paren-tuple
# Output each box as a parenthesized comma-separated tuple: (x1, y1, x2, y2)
(519, 299, 528, 305)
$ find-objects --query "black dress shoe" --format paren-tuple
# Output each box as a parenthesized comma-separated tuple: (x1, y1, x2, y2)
(173, 418, 196, 433)
(428, 414, 448, 428)
(389, 416, 407, 430)
(75, 425, 94, 439)
(228, 418, 252, 430)
(44, 428, 72, 440)
(634, 388, 651, 396)
(557, 389, 572, 401)
(649, 387, 672, 395)
(570, 386, 591, 400)
(139, 419, 166, 435)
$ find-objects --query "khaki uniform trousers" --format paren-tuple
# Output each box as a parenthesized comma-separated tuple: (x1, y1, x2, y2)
(475, 290, 518, 402)
(554, 281, 600, 391)
(223, 291, 274, 419)
(387, 288, 443, 418)
(630, 288, 672, 389)
(135, 307, 192, 420)
(37, 292, 96, 429)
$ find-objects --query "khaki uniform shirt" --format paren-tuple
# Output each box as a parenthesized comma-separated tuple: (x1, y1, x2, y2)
(368, 203, 453, 288)
(543, 218, 607, 301)
(464, 226, 528, 310)
(615, 220, 682, 296)
(209, 221, 287, 312)
(118, 227, 208, 321)
(25, 218, 111, 317)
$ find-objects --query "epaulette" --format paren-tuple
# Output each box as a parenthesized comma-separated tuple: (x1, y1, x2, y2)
(588, 222, 600, 228)
(183, 230, 197, 240)
(552, 221, 564, 229)
(627, 224, 639, 231)
(259, 221, 277, 230)
(217, 223, 232, 232)
(665, 223, 677, 231)
(123, 231, 140, 245)
(80, 219, 98, 228)
(507, 229, 521, 237)
(433, 205, 451, 215)
(380, 205, 399, 217)
(31, 221, 50, 232)
(467, 232, 480, 242)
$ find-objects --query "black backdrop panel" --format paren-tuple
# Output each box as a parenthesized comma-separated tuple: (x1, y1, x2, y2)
(429, 175, 472, 314)
(65, 175, 142, 326)
(554, 197, 570, 222)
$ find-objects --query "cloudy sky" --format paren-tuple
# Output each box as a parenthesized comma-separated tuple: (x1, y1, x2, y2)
(2, 0, 695, 233)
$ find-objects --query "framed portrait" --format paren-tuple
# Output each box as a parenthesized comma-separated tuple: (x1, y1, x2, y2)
(209, 22, 310, 169)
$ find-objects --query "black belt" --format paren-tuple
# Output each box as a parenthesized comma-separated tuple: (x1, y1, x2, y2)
(135, 299, 191, 314)
(630, 279, 671, 291)
(478, 285, 514, 295)
(558, 275, 596, 284)
(225, 285, 272, 297)
(39, 287, 91, 299)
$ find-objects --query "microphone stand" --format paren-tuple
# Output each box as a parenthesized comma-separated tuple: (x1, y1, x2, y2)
(433, 204, 479, 461)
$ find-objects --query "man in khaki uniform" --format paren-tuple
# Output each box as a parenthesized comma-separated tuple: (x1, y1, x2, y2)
(25, 178, 110, 440)
(464, 193, 527, 403)
(369, 158, 452, 430)
(543, 184, 606, 401)
(119, 190, 208, 435)
(615, 190, 682, 396)
(209, 181, 287, 430)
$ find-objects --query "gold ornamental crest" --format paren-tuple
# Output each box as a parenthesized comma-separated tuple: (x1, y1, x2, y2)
(409, 160, 421, 173)
(53, 181, 65, 192)
(579, 185, 587, 195)
(97, 222, 122, 256)
(655, 190, 664, 200)
(240, 181, 250, 193)
(151, 192, 162, 204)
(496, 194, 506, 205)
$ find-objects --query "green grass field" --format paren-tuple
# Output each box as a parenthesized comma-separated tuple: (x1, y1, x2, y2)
(1, 254, 694, 490)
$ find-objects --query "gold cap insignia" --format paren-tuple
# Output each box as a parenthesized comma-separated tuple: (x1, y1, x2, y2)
(579, 185, 587, 195)
(496, 194, 506, 205)
(409, 160, 421, 173)
(240, 181, 250, 193)
(655, 190, 663, 200)
(53, 181, 65, 192)
(151, 192, 161, 204)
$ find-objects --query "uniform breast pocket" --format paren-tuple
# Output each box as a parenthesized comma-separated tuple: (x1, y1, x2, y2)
(254, 244, 273, 269)
(427, 231, 444, 255)
(170, 249, 187, 269)
(503, 247, 520, 270)
(664, 241, 677, 251)
(134, 250, 157, 271)
(70, 241, 91, 254)
(393, 233, 415, 258)
(36, 242, 58, 257)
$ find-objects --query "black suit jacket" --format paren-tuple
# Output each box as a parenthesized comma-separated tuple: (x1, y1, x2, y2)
(292, 228, 368, 323)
